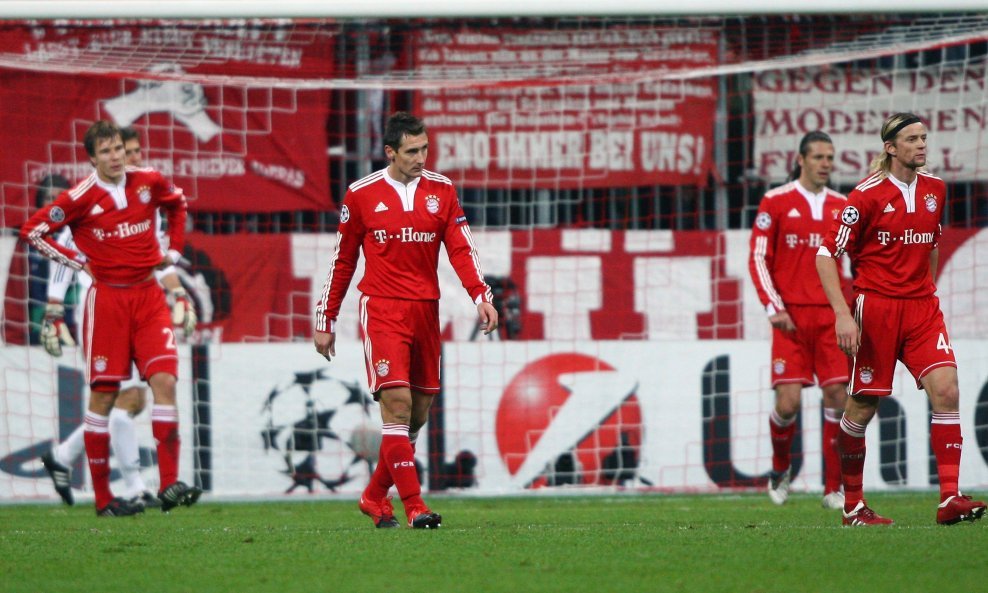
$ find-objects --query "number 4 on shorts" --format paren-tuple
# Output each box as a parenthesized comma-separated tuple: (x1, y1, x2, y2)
(937, 332, 952, 354)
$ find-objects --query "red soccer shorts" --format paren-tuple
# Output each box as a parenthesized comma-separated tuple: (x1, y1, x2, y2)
(82, 278, 178, 386)
(770, 304, 849, 388)
(358, 294, 441, 396)
(849, 293, 956, 396)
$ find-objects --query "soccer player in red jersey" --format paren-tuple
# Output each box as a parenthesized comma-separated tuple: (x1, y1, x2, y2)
(817, 112, 986, 526)
(38, 126, 195, 510)
(22, 121, 201, 517)
(314, 112, 498, 529)
(749, 131, 848, 510)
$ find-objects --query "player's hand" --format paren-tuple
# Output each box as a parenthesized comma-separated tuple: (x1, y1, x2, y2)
(169, 287, 197, 335)
(41, 302, 75, 357)
(769, 311, 796, 333)
(478, 302, 499, 335)
(834, 311, 860, 357)
(314, 329, 335, 361)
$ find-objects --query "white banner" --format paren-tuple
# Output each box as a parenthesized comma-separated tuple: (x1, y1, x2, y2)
(443, 339, 988, 494)
(3, 339, 988, 500)
(753, 64, 988, 184)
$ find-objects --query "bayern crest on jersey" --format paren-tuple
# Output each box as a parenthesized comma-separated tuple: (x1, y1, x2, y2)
(425, 195, 440, 214)
(772, 358, 786, 375)
(375, 359, 390, 377)
(924, 194, 937, 213)
(94, 356, 108, 373)
(137, 186, 152, 204)
(859, 367, 874, 384)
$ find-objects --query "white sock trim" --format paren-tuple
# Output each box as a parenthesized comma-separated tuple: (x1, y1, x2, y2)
(840, 415, 866, 438)
(931, 412, 961, 425)
(770, 409, 796, 428)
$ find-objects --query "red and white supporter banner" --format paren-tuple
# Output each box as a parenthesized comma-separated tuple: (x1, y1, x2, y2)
(753, 64, 988, 184)
(4, 228, 986, 345)
(413, 27, 718, 188)
(0, 22, 332, 227)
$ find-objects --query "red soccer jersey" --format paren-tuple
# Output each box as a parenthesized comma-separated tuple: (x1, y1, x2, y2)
(315, 168, 493, 331)
(749, 181, 846, 311)
(820, 171, 943, 299)
(21, 167, 187, 286)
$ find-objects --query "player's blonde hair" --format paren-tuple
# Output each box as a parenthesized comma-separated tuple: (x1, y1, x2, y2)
(868, 112, 926, 176)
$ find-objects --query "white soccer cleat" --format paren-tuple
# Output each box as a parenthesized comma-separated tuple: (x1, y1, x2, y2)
(821, 491, 845, 510)
(767, 467, 791, 505)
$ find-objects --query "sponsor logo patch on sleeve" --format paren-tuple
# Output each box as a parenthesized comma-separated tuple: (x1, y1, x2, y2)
(455, 215, 468, 224)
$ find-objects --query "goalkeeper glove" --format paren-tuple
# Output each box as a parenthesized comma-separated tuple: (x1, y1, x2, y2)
(169, 287, 197, 335)
(41, 303, 75, 357)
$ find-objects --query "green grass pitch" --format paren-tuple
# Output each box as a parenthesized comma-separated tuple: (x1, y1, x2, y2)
(1, 492, 983, 593)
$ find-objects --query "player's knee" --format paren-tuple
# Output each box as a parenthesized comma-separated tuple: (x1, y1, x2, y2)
(822, 384, 847, 409)
(147, 372, 177, 405)
(378, 388, 413, 424)
(932, 381, 960, 410)
(88, 383, 120, 414)
(774, 385, 801, 417)
(115, 387, 147, 416)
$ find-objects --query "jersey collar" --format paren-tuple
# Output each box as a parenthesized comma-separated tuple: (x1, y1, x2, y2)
(383, 169, 420, 212)
(94, 172, 128, 210)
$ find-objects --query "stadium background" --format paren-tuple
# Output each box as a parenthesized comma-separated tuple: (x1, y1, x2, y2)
(1, 7, 987, 504)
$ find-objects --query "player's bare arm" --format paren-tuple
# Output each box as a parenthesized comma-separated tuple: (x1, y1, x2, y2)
(816, 255, 858, 356)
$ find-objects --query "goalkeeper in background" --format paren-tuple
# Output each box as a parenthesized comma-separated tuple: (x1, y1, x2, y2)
(314, 112, 498, 529)
(817, 112, 985, 526)
(748, 131, 849, 510)
(39, 126, 197, 510)
(23, 121, 199, 517)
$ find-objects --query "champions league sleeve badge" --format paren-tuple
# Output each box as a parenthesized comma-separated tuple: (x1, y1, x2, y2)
(840, 206, 860, 225)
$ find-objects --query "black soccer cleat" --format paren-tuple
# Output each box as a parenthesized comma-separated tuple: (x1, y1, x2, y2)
(409, 511, 442, 530)
(97, 497, 145, 517)
(40, 451, 74, 506)
(158, 481, 203, 512)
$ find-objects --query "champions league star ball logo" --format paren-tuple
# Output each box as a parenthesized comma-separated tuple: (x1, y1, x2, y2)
(755, 212, 771, 231)
(841, 206, 860, 225)
(495, 353, 645, 488)
(260, 369, 380, 494)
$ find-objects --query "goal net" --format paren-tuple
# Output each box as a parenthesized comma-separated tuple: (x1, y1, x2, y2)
(1, 14, 987, 502)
